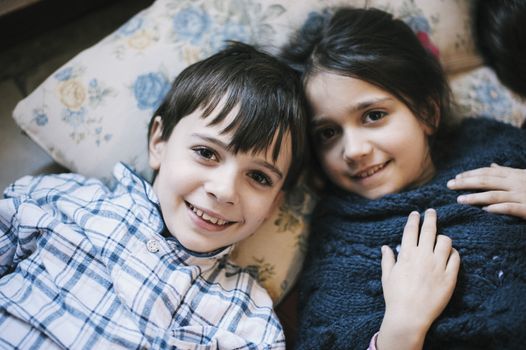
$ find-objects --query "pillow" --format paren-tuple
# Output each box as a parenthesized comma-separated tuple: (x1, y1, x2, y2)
(449, 66, 526, 128)
(366, 0, 482, 73)
(10, 0, 496, 303)
(13, 0, 330, 304)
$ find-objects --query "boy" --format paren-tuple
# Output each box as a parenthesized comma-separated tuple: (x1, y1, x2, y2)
(0, 42, 307, 349)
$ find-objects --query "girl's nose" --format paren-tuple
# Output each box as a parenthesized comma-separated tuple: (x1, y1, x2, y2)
(342, 129, 373, 163)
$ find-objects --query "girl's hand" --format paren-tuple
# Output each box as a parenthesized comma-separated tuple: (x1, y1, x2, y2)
(447, 163, 526, 220)
(376, 209, 460, 350)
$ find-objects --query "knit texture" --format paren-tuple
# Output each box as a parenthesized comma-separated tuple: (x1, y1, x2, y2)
(296, 118, 526, 350)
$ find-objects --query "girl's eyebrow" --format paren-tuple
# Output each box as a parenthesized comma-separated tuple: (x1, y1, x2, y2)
(312, 97, 394, 126)
(191, 133, 284, 180)
(349, 97, 393, 113)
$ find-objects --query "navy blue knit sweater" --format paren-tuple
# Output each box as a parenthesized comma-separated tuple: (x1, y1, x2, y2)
(296, 118, 526, 350)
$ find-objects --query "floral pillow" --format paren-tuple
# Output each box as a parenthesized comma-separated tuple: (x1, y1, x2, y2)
(11, 0, 491, 303)
(449, 66, 526, 128)
(367, 0, 482, 73)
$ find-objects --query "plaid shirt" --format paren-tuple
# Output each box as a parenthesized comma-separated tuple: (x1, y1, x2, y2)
(0, 163, 285, 349)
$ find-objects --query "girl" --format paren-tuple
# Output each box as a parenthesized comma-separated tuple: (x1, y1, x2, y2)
(281, 7, 526, 350)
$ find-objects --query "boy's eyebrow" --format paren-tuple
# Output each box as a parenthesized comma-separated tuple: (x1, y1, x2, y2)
(192, 134, 284, 180)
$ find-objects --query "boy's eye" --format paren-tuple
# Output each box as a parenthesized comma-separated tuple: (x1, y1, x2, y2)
(315, 126, 339, 143)
(194, 147, 218, 161)
(363, 110, 387, 123)
(249, 171, 273, 187)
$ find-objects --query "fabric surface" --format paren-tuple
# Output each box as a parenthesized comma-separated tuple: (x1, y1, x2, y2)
(0, 163, 284, 349)
(296, 118, 526, 350)
(449, 66, 526, 128)
(9, 0, 497, 304)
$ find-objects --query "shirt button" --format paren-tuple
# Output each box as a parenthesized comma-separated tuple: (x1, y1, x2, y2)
(146, 239, 160, 253)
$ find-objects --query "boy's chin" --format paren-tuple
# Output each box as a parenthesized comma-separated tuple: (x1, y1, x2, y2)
(174, 233, 229, 255)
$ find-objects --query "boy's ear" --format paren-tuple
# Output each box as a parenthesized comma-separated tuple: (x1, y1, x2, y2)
(265, 191, 285, 219)
(148, 116, 165, 171)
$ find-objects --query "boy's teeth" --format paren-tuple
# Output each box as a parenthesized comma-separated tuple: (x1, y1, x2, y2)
(190, 205, 228, 226)
(202, 212, 218, 224)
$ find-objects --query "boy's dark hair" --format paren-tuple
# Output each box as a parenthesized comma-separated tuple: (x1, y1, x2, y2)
(149, 42, 308, 190)
(473, 0, 526, 97)
(280, 7, 452, 135)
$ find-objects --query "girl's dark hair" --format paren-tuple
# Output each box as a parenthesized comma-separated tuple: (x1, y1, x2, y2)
(281, 7, 452, 135)
(149, 41, 308, 190)
(474, 0, 526, 97)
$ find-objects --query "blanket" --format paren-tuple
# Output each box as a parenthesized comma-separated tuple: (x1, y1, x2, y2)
(296, 118, 526, 350)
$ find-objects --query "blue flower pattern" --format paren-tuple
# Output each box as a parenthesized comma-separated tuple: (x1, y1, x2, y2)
(133, 72, 170, 110)
(62, 108, 86, 128)
(118, 16, 144, 36)
(33, 109, 48, 126)
(474, 81, 513, 118)
(173, 6, 211, 44)
(404, 15, 431, 33)
(210, 21, 251, 52)
(54, 67, 73, 81)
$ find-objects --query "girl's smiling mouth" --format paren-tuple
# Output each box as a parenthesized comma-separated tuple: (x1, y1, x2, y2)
(351, 161, 390, 180)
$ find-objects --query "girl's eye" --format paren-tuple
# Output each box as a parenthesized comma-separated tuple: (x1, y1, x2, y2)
(249, 171, 273, 187)
(315, 126, 339, 143)
(194, 147, 218, 161)
(364, 110, 387, 123)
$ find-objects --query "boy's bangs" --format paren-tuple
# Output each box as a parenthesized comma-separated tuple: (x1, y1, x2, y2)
(201, 89, 290, 163)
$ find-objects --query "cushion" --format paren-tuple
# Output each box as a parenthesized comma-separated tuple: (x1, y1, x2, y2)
(10, 0, 507, 304)
(367, 0, 482, 73)
(449, 66, 526, 128)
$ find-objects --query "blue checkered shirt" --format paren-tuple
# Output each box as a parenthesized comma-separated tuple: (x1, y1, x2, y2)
(0, 163, 285, 349)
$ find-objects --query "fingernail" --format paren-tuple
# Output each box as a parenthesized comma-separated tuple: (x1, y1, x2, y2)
(410, 211, 419, 217)
(457, 195, 466, 203)
(381, 246, 386, 253)
(447, 179, 455, 187)
(426, 208, 435, 214)
(482, 206, 488, 211)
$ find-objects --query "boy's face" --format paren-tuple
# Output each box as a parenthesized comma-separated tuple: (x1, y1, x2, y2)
(149, 106, 291, 253)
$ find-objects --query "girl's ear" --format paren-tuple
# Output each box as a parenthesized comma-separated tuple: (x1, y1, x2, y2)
(148, 116, 165, 171)
(422, 99, 441, 136)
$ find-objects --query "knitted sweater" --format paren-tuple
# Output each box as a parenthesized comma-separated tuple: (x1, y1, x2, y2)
(296, 118, 526, 350)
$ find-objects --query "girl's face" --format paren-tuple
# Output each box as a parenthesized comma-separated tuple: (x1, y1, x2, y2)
(306, 71, 436, 199)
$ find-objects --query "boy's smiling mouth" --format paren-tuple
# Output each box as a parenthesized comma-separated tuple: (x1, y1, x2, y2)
(185, 201, 234, 227)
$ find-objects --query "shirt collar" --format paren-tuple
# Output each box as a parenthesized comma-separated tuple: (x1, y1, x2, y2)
(113, 162, 159, 205)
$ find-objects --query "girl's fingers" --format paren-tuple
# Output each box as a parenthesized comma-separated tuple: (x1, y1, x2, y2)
(400, 211, 420, 249)
(456, 190, 518, 206)
(418, 209, 437, 250)
(433, 234, 453, 268)
(449, 166, 526, 191)
(447, 175, 509, 191)
(483, 203, 526, 220)
(380, 245, 396, 285)
(453, 164, 513, 180)
(445, 248, 461, 277)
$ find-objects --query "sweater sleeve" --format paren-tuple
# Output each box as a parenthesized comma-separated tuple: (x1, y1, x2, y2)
(368, 332, 379, 350)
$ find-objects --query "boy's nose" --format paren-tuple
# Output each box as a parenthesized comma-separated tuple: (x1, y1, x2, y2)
(342, 129, 372, 163)
(204, 169, 239, 205)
